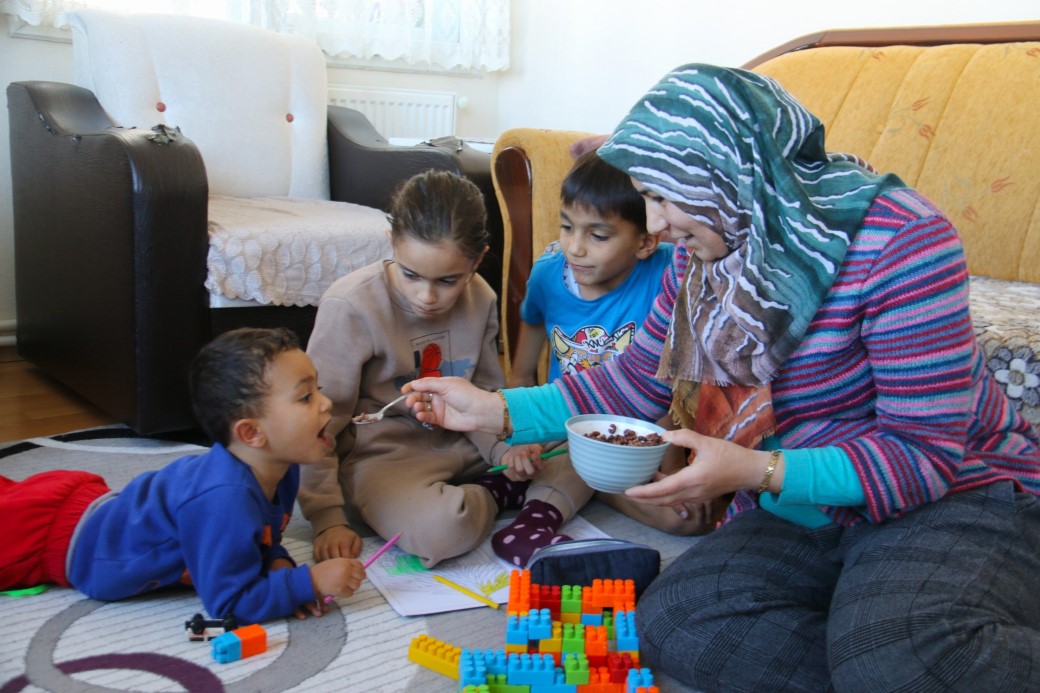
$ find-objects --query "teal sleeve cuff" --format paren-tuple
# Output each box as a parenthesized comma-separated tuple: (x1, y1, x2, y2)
(759, 494, 832, 528)
(778, 446, 866, 506)
(757, 440, 867, 527)
(502, 384, 572, 444)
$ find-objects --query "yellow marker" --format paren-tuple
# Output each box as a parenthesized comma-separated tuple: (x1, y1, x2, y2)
(433, 574, 500, 609)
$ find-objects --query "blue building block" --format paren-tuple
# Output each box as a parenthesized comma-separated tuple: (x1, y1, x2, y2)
(580, 612, 603, 627)
(210, 624, 266, 664)
(626, 667, 654, 692)
(460, 649, 512, 690)
(507, 652, 555, 685)
(530, 667, 578, 693)
(505, 614, 529, 646)
(481, 649, 510, 677)
(615, 610, 639, 652)
(459, 649, 488, 689)
(211, 631, 243, 664)
(528, 608, 553, 640)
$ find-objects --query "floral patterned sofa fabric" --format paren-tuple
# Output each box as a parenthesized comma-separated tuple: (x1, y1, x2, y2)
(970, 278, 1040, 426)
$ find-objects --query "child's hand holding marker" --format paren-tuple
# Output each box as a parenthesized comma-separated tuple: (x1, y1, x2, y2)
(309, 557, 366, 614)
(322, 532, 402, 604)
(488, 446, 568, 475)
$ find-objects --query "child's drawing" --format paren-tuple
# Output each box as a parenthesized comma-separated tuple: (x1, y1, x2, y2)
(365, 516, 609, 616)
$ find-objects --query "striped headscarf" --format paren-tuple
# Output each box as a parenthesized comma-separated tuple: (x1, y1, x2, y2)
(599, 64, 902, 387)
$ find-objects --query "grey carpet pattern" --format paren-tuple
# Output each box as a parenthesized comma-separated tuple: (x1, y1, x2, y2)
(0, 426, 700, 692)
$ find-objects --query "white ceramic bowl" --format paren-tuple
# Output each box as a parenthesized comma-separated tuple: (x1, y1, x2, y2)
(564, 414, 670, 494)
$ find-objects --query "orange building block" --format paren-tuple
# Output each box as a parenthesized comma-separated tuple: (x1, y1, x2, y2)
(235, 624, 267, 658)
(578, 666, 625, 692)
(507, 570, 531, 615)
(585, 625, 608, 659)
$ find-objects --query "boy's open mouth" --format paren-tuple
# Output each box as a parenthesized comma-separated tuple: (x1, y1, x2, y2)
(318, 420, 333, 448)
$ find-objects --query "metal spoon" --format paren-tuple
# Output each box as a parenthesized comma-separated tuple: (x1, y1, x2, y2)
(352, 394, 410, 425)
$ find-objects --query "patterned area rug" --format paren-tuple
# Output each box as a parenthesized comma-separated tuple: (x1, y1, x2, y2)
(0, 426, 699, 692)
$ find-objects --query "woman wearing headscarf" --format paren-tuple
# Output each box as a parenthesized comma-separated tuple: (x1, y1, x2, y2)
(407, 64, 1040, 691)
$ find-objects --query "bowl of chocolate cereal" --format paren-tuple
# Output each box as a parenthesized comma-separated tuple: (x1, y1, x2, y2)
(564, 414, 670, 493)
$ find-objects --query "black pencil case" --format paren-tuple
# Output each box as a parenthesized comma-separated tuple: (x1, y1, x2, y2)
(526, 538, 661, 598)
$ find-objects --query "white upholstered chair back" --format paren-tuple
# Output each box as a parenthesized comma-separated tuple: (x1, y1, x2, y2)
(68, 10, 330, 200)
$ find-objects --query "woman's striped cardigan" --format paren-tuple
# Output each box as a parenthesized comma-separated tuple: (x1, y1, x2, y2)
(556, 188, 1040, 524)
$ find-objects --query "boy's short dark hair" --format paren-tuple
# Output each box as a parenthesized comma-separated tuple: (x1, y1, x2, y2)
(561, 150, 647, 231)
(189, 327, 300, 447)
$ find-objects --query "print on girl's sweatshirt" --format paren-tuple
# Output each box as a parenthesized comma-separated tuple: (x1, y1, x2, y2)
(551, 321, 636, 377)
(397, 330, 478, 387)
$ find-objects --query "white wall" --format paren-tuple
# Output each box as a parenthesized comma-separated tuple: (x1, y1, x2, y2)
(2, 1, 1038, 339)
(501, 0, 1040, 133)
(0, 22, 74, 341)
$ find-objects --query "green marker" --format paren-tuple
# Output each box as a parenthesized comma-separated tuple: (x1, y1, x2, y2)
(1, 585, 50, 598)
(488, 447, 568, 473)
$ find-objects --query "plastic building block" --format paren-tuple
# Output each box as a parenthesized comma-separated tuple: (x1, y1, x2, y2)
(585, 625, 608, 664)
(560, 585, 582, 616)
(461, 686, 491, 693)
(614, 611, 639, 653)
(507, 652, 556, 685)
(529, 667, 578, 693)
(408, 633, 461, 680)
(506, 614, 528, 646)
(536, 584, 562, 619)
(529, 608, 553, 640)
(507, 570, 531, 615)
(562, 652, 589, 686)
(606, 653, 638, 683)
(211, 624, 266, 663)
(459, 649, 489, 689)
(480, 649, 510, 677)
(582, 666, 626, 692)
(539, 622, 563, 654)
(626, 668, 655, 693)
(460, 648, 514, 689)
(561, 622, 585, 653)
(484, 672, 529, 693)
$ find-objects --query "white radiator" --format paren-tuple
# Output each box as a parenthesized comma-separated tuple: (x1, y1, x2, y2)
(327, 85, 456, 140)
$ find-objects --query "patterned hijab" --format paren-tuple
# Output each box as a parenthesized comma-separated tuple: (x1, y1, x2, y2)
(599, 64, 901, 387)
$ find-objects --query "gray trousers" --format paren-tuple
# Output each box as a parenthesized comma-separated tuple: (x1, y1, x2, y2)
(636, 481, 1040, 692)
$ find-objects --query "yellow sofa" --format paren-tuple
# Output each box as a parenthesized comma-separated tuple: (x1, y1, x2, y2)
(492, 21, 1040, 429)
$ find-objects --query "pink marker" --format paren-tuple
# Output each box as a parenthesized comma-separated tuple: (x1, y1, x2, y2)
(363, 531, 403, 570)
(323, 532, 403, 604)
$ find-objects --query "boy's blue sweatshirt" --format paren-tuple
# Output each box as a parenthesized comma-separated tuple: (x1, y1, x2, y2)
(68, 444, 315, 623)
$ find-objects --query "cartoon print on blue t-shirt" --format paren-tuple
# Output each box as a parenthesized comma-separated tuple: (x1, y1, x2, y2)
(551, 322, 636, 377)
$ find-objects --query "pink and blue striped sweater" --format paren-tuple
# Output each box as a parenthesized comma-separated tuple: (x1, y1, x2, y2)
(554, 188, 1039, 525)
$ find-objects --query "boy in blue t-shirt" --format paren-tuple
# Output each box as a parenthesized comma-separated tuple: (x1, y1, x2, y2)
(492, 151, 711, 568)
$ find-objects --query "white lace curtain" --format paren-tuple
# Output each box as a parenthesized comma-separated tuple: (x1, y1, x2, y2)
(1, 0, 510, 72)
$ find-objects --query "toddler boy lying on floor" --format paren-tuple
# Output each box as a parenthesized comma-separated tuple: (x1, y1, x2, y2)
(0, 327, 365, 624)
